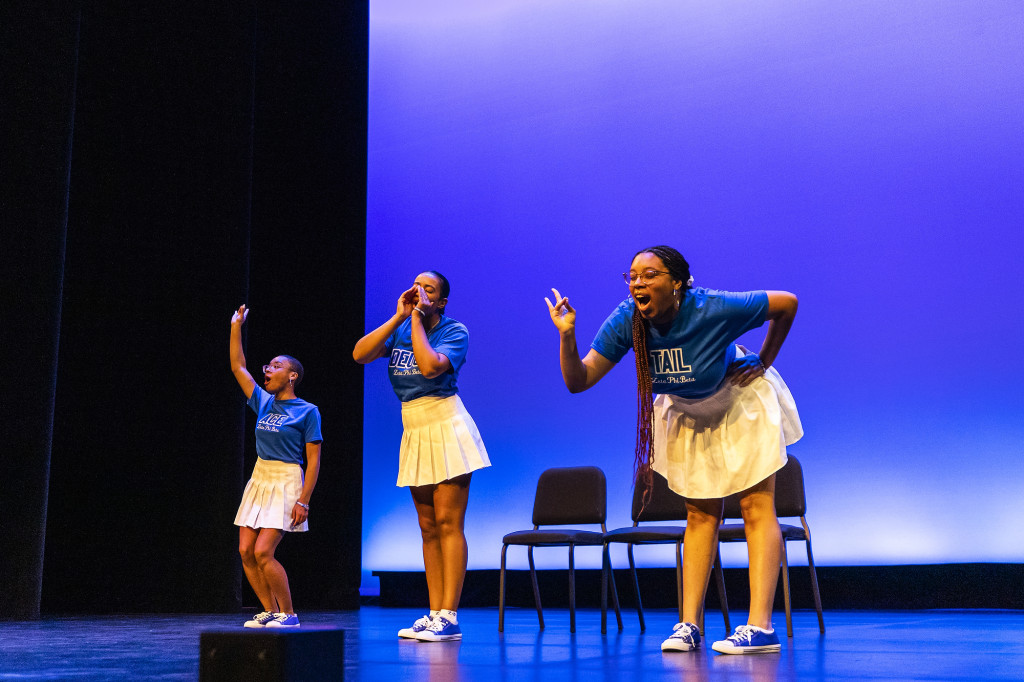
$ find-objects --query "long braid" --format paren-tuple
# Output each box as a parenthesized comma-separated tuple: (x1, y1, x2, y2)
(633, 306, 655, 506)
(630, 245, 692, 506)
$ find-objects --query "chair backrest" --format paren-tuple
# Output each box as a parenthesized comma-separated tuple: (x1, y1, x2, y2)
(532, 466, 607, 526)
(632, 471, 688, 523)
(722, 454, 806, 519)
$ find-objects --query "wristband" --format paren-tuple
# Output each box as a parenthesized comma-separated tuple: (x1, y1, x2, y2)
(413, 308, 426, 317)
(295, 501, 309, 510)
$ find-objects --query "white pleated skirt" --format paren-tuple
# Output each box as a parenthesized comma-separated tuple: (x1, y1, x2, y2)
(397, 394, 491, 487)
(651, 361, 803, 500)
(234, 457, 308, 532)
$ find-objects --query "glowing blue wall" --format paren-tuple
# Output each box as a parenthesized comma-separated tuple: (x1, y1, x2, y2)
(363, 0, 1023, 592)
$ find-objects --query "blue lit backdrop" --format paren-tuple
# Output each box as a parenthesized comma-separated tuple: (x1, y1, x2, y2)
(362, 1, 1023, 593)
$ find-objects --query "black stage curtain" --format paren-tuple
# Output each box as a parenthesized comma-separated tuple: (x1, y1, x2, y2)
(3, 0, 367, 618)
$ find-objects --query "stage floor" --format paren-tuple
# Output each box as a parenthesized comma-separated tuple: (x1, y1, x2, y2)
(1, 608, 1021, 680)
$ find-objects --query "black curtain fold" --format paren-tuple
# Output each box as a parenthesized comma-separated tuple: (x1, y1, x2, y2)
(2, 2, 82, 621)
(3, 0, 366, 618)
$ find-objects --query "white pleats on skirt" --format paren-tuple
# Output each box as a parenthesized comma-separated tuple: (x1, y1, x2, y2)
(397, 394, 491, 487)
(651, 359, 803, 500)
(234, 457, 308, 532)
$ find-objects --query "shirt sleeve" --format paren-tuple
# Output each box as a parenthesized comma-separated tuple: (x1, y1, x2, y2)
(590, 299, 635, 363)
(709, 290, 770, 339)
(383, 322, 401, 354)
(432, 322, 469, 373)
(246, 385, 273, 415)
(304, 407, 323, 443)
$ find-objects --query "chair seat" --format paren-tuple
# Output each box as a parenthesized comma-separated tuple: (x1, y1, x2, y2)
(604, 526, 687, 544)
(503, 529, 605, 546)
(718, 522, 807, 542)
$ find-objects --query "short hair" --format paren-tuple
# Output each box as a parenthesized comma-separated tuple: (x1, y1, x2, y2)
(280, 355, 304, 386)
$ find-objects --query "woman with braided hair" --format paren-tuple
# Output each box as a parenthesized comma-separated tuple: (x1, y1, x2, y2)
(545, 245, 801, 655)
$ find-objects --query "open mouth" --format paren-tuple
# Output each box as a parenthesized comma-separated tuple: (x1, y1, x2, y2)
(264, 375, 272, 386)
(634, 292, 652, 308)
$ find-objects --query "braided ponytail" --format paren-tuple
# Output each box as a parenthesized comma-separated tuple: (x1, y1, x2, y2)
(629, 245, 692, 503)
(632, 307, 655, 504)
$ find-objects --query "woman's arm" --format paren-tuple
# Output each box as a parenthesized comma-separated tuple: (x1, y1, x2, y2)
(409, 286, 451, 379)
(352, 285, 418, 363)
(759, 290, 798, 368)
(291, 441, 321, 527)
(730, 290, 798, 386)
(229, 305, 257, 399)
(545, 288, 616, 393)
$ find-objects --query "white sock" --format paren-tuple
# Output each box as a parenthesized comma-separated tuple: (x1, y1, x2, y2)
(438, 609, 457, 624)
(429, 610, 440, 617)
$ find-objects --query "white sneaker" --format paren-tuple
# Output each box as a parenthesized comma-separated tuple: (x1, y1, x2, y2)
(661, 622, 701, 652)
(398, 614, 433, 639)
(243, 611, 275, 628)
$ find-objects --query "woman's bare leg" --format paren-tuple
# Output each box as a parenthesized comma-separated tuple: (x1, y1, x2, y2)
(432, 473, 472, 611)
(254, 528, 293, 613)
(682, 497, 724, 626)
(411, 484, 444, 611)
(239, 526, 277, 612)
(738, 474, 781, 629)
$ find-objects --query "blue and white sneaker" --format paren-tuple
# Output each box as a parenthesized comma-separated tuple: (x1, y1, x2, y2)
(661, 622, 701, 652)
(711, 625, 780, 654)
(243, 611, 276, 628)
(398, 615, 434, 639)
(264, 613, 301, 629)
(414, 615, 462, 642)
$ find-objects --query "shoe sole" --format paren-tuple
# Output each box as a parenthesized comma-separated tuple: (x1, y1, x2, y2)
(398, 631, 424, 639)
(415, 634, 462, 641)
(265, 624, 300, 629)
(711, 642, 780, 654)
(661, 642, 699, 652)
(242, 623, 264, 629)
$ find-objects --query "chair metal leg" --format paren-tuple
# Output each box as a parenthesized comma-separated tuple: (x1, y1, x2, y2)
(806, 539, 825, 633)
(528, 546, 544, 629)
(607, 549, 622, 631)
(780, 541, 793, 638)
(568, 544, 576, 633)
(601, 543, 609, 635)
(627, 544, 645, 632)
(674, 541, 684, 624)
(713, 549, 730, 634)
(499, 544, 508, 632)
(601, 544, 623, 634)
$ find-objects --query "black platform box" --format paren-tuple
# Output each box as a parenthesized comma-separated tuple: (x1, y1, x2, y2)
(199, 628, 344, 681)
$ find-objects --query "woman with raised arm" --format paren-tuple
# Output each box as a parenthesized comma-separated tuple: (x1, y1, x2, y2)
(545, 245, 802, 655)
(230, 304, 322, 629)
(353, 271, 490, 643)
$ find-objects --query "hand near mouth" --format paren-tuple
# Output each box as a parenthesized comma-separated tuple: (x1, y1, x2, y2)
(396, 285, 419, 318)
(413, 285, 436, 317)
(545, 287, 576, 334)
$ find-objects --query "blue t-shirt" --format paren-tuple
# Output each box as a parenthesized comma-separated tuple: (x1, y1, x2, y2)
(385, 315, 469, 402)
(247, 386, 323, 466)
(591, 288, 769, 398)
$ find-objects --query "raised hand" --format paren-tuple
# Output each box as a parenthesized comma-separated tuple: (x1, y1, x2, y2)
(231, 304, 249, 327)
(414, 285, 437, 317)
(396, 285, 418, 318)
(545, 287, 576, 334)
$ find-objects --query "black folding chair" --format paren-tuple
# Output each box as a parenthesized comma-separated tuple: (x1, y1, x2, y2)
(499, 466, 622, 633)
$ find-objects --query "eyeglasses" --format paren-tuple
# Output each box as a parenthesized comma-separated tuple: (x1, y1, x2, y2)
(263, 363, 291, 373)
(623, 269, 670, 285)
